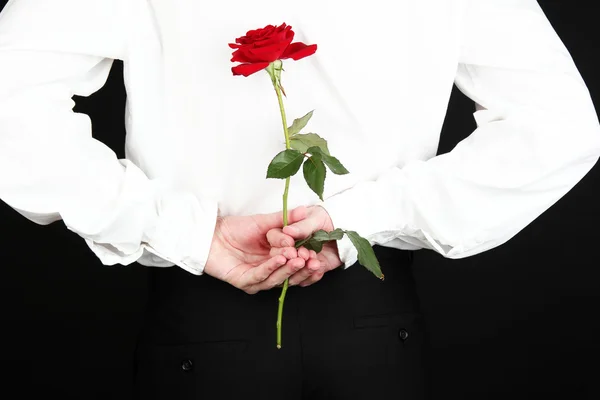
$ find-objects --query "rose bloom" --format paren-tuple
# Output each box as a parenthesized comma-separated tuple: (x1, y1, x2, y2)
(230, 23, 317, 76)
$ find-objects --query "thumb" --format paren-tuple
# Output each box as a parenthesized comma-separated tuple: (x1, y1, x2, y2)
(282, 213, 321, 239)
(288, 205, 309, 225)
(260, 205, 308, 230)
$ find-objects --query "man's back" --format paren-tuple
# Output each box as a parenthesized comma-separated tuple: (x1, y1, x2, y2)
(1, 1, 599, 399)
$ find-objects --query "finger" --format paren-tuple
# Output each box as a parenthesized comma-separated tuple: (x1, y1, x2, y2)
(269, 246, 298, 259)
(282, 215, 321, 239)
(266, 228, 295, 248)
(306, 257, 321, 271)
(288, 266, 315, 286)
(288, 205, 309, 225)
(299, 271, 325, 287)
(238, 255, 287, 293)
(248, 257, 306, 293)
(259, 205, 308, 231)
(288, 258, 321, 286)
(297, 247, 310, 261)
(309, 250, 318, 259)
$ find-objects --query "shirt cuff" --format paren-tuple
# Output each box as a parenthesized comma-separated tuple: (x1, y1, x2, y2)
(317, 197, 359, 269)
(85, 187, 218, 276)
(141, 190, 218, 275)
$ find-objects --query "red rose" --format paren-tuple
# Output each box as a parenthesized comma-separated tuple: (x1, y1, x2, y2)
(230, 23, 317, 77)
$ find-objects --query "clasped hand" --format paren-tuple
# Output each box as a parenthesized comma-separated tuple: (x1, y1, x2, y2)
(204, 206, 343, 294)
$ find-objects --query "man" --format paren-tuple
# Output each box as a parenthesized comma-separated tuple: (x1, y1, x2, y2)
(0, 0, 598, 399)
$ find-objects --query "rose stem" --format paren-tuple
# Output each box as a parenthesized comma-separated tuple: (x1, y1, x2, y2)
(273, 69, 291, 350)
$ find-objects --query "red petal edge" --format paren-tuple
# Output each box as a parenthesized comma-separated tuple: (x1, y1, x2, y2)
(231, 62, 271, 77)
(281, 43, 317, 61)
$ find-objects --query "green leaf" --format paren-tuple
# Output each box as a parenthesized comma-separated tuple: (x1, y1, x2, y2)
(303, 155, 326, 200)
(293, 229, 382, 280)
(293, 236, 311, 249)
(305, 237, 325, 253)
(294, 229, 345, 252)
(345, 231, 384, 280)
(328, 228, 345, 241)
(311, 229, 331, 242)
(294, 233, 325, 252)
(287, 110, 314, 136)
(292, 229, 382, 281)
(322, 155, 349, 175)
(306, 146, 349, 175)
(266, 149, 305, 179)
(290, 133, 330, 155)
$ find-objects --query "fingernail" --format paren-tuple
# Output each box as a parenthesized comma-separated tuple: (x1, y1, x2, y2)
(286, 226, 299, 235)
(280, 239, 289, 247)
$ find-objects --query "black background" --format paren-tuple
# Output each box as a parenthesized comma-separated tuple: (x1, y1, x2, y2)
(1, 1, 598, 399)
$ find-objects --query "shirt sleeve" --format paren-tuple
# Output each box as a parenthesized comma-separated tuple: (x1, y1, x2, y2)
(321, 0, 600, 267)
(0, 0, 218, 275)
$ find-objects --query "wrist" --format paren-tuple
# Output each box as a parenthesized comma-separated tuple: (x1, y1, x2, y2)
(315, 204, 358, 268)
(313, 204, 335, 232)
(312, 205, 343, 267)
(205, 216, 226, 278)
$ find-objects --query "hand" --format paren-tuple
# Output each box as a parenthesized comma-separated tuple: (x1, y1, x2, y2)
(267, 205, 343, 287)
(205, 209, 314, 294)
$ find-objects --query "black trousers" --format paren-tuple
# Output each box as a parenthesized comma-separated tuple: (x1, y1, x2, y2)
(133, 246, 428, 399)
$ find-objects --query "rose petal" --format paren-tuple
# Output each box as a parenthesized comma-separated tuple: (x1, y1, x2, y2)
(231, 62, 270, 77)
(281, 42, 317, 61)
(230, 49, 255, 63)
(246, 43, 288, 62)
(230, 23, 310, 72)
(253, 31, 290, 48)
(284, 27, 294, 43)
(237, 25, 276, 44)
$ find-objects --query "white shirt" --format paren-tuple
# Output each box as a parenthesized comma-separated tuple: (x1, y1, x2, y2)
(1, 0, 599, 275)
